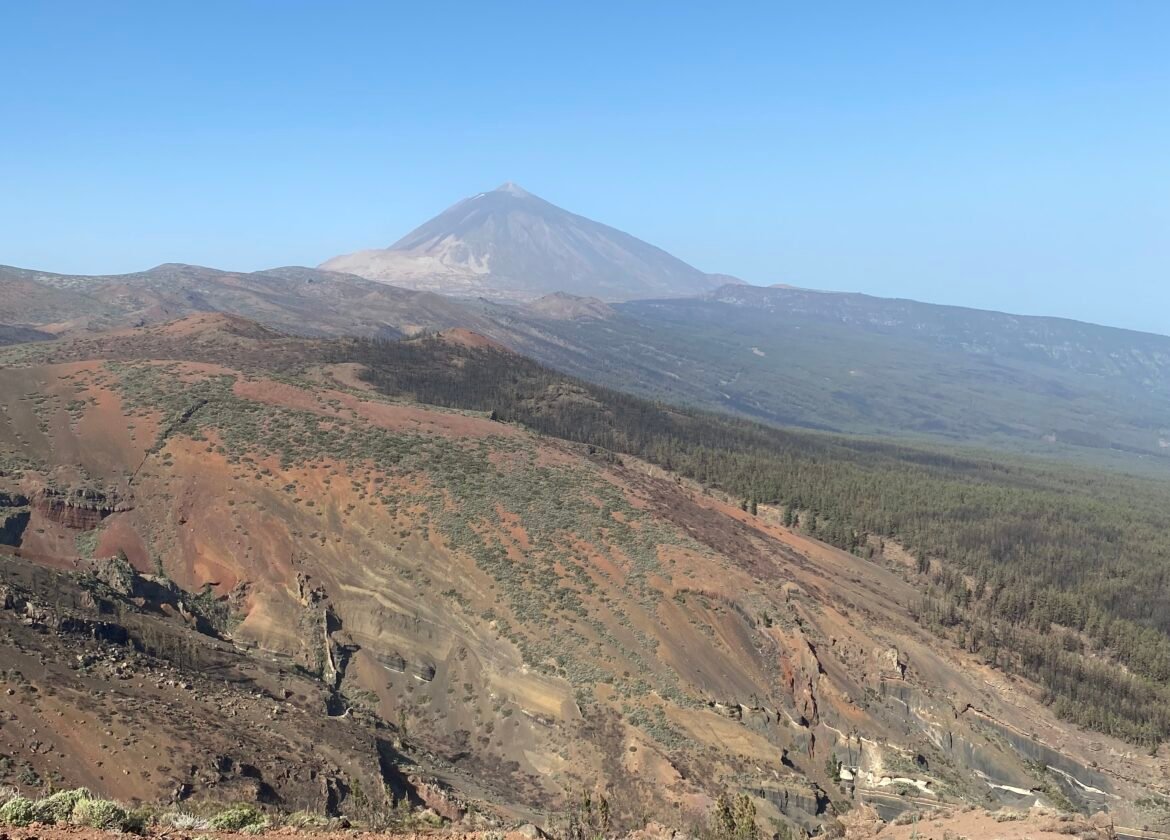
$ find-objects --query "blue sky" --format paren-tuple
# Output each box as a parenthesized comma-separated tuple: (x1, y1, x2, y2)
(2, 1, 1167, 333)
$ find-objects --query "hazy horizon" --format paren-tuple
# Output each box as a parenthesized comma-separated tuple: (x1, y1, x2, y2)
(2, 2, 1167, 334)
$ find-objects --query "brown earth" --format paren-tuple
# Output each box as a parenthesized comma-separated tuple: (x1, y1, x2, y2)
(868, 807, 1122, 840)
(0, 315, 1168, 834)
(0, 809, 1144, 840)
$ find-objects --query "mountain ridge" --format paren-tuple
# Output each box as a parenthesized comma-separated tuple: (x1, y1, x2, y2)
(0, 261, 494, 339)
(713, 281, 1170, 339)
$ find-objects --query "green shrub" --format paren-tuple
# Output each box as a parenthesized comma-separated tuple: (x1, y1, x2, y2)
(209, 804, 266, 831)
(123, 807, 153, 834)
(33, 788, 90, 823)
(0, 796, 37, 827)
(72, 797, 130, 830)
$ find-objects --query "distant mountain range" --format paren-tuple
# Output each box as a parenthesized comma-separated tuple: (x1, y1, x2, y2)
(2, 184, 1169, 462)
(321, 182, 735, 301)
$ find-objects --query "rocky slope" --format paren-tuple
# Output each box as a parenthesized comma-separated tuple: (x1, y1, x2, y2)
(321, 183, 731, 301)
(0, 318, 1166, 832)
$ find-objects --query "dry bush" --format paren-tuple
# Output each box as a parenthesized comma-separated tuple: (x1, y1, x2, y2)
(838, 804, 884, 840)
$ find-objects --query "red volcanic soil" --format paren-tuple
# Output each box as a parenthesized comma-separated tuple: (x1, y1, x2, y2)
(95, 311, 278, 341)
(232, 377, 518, 439)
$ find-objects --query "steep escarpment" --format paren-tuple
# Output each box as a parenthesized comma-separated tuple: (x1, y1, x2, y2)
(32, 487, 128, 530)
(0, 554, 428, 816)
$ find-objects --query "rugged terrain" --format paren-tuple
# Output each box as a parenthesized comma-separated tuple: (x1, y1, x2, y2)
(321, 183, 731, 301)
(1, 317, 1168, 833)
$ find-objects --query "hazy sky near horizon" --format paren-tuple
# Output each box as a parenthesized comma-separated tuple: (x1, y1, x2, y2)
(2, 2, 1168, 334)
